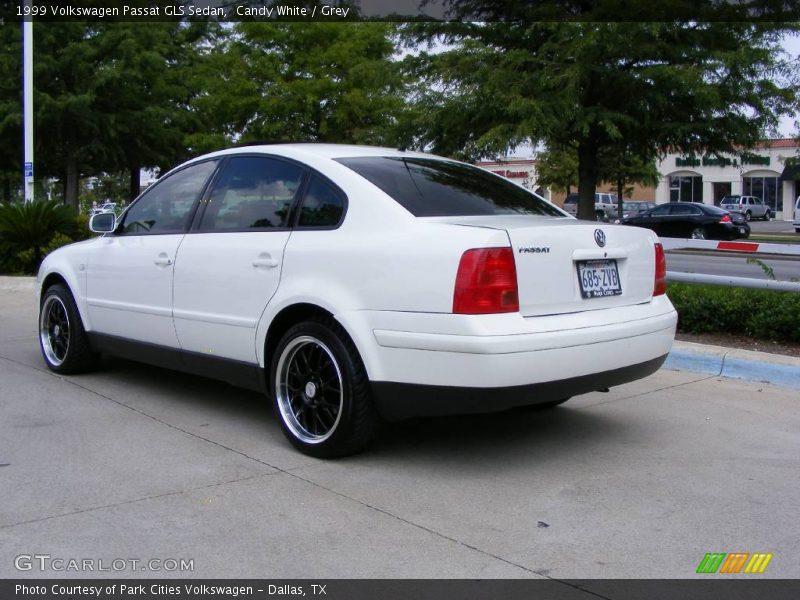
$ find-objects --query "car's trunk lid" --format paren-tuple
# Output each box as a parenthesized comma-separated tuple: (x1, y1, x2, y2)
(433, 215, 656, 317)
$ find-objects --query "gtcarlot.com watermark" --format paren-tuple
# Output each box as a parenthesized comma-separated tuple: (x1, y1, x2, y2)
(15, 554, 194, 573)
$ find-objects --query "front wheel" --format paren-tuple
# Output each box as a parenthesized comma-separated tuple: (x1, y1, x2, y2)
(745, 211, 752, 221)
(39, 284, 97, 374)
(271, 319, 379, 458)
(764, 210, 771, 221)
(690, 226, 707, 240)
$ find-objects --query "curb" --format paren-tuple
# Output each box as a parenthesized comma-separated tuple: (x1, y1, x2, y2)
(664, 341, 800, 390)
(0, 276, 36, 291)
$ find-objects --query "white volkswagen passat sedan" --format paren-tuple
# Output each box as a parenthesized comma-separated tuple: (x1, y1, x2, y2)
(37, 144, 677, 457)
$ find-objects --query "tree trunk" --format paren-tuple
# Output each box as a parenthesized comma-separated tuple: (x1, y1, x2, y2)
(577, 139, 598, 221)
(129, 162, 141, 201)
(616, 174, 624, 220)
(65, 157, 79, 212)
(2, 178, 9, 203)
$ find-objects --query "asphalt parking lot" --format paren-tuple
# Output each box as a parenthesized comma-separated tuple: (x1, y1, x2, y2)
(1, 278, 798, 580)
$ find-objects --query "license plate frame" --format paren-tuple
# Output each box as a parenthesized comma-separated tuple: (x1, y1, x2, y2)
(576, 259, 623, 299)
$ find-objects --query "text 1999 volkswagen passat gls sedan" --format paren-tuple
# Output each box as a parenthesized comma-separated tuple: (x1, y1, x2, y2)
(37, 144, 677, 457)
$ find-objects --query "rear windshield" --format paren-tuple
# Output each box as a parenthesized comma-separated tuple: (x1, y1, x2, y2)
(702, 204, 728, 215)
(720, 196, 739, 203)
(336, 157, 563, 217)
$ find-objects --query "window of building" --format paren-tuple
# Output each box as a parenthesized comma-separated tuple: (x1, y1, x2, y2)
(669, 175, 703, 203)
(743, 176, 780, 212)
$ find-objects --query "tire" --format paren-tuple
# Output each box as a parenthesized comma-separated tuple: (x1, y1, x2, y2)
(595, 210, 606, 222)
(764, 210, 771, 221)
(270, 318, 379, 458)
(39, 284, 98, 374)
(690, 226, 706, 240)
(745, 211, 751, 221)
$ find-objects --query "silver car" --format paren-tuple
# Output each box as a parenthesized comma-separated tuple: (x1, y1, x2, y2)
(794, 196, 800, 234)
(719, 195, 771, 221)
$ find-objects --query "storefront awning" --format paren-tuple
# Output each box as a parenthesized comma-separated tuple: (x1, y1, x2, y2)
(780, 162, 800, 181)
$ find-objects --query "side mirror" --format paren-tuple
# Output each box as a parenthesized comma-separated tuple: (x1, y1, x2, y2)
(89, 212, 116, 233)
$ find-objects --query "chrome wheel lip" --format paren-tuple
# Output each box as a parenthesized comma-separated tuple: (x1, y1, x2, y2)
(40, 296, 70, 367)
(276, 335, 344, 445)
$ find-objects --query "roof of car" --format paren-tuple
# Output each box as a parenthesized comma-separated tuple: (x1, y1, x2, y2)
(191, 143, 434, 163)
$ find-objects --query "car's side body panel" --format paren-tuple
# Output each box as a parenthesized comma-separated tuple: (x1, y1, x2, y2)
(37, 144, 677, 432)
(173, 231, 291, 363)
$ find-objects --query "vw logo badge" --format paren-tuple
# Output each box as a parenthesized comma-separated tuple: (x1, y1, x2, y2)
(594, 229, 606, 248)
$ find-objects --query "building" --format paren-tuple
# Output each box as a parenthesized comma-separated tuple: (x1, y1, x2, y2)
(655, 139, 799, 219)
(475, 159, 551, 201)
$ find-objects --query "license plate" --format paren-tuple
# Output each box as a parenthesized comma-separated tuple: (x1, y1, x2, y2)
(577, 259, 622, 299)
(739, 227, 747, 234)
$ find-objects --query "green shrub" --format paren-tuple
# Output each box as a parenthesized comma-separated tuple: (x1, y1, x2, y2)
(0, 201, 81, 274)
(667, 283, 800, 344)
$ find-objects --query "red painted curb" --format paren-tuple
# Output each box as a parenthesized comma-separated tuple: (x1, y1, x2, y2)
(716, 241, 761, 252)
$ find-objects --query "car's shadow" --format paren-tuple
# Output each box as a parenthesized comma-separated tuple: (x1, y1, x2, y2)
(93, 357, 623, 465)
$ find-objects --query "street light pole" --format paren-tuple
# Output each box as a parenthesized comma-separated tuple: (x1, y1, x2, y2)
(23, 4, 34, 203)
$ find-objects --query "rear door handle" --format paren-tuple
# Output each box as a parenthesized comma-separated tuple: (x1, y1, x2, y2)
(252, 253, 279, 269)
(154, 253, 173, 267)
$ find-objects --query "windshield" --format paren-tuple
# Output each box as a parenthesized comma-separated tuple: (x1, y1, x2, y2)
(336, 157, 564, 217)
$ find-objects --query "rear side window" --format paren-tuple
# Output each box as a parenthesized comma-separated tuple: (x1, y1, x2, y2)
(297, 175, 345, 228)
(336, 157, 563, 217)
(200, 156, 305, 231)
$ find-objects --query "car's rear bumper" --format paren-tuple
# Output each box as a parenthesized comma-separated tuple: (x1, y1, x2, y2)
(337, 296, 677, 420)
(371, 354, 667, 420)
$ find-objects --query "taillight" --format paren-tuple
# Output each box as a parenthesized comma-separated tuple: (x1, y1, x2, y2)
(720, 214, 731, 223)
(654, 243, 667, 296)
(453, 247, 519, 314)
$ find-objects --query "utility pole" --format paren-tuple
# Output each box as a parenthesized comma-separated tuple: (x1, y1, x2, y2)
(23, 3, 34, 203)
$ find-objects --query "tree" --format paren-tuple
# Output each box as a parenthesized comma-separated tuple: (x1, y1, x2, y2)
(194, 22, 407, 147)
(401, 15, 799, 220)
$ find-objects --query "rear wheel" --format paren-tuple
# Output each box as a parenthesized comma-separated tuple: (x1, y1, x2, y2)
(271, 319, 379, 458)
(39, 284, 97, 374)
(690, 226, 706, 240)
(745, 210, 752, 221)
(595, 210, 605, 222)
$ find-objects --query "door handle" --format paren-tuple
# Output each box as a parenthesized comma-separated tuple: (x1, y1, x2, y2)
(252, 253, 279, 269)
(154, 253, 173, 267)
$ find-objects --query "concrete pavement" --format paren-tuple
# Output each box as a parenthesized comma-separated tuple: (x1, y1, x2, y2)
(1, 278, 798, 580)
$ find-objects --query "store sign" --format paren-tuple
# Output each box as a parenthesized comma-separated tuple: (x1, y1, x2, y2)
(676, 154, 770, 168)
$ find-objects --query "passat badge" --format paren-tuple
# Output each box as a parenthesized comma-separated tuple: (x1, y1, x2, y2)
(594, 229, 606, 248)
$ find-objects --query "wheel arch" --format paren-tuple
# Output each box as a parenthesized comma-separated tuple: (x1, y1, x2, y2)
(38, 268, 92, 331)
(261, 301, 374, 381)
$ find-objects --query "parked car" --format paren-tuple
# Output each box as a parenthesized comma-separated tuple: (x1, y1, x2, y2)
(562, 192, 620, 221)
(794, 196, 800, 233)
(621, 201, 656, 219)
(622, 202, 749, 240)
(88, 202, 118, 217)
(37, 144, 677, 457)
(719, 195, 771, 221)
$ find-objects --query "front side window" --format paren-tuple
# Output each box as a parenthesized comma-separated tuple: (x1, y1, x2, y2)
(200, 156, 305, 231)
(121, 160, 218, 234)
(297, 175, 345, 228)
(336, 157, 563, 217)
